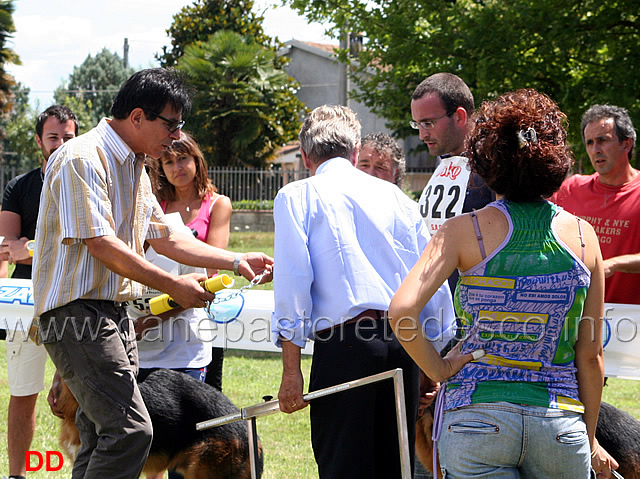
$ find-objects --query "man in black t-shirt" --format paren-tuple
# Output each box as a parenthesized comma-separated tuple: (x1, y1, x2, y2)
(0, 105, 77, 479)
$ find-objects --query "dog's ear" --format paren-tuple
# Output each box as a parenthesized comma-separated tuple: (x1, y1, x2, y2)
(54, 377, 79, 419)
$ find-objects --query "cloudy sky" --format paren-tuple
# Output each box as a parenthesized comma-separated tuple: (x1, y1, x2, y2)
(6, 0, 333, 108)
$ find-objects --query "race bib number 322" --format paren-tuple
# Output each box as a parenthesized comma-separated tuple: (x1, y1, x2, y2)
(418, 156, 471, 235)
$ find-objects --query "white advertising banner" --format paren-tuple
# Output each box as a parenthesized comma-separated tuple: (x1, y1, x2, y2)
(0, 278, 314, 355)
(601, 303, 640, 380)
(0, 278, 637, 376)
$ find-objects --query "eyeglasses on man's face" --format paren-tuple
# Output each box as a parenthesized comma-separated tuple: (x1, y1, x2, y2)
(155, 113, 185, 133)
(409, 112, 452, 130)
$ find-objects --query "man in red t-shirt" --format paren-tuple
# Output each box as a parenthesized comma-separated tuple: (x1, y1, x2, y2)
(552, 104, 639, 304)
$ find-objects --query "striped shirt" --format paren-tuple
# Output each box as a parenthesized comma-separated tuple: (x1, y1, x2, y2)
(32, 118, 172, 316)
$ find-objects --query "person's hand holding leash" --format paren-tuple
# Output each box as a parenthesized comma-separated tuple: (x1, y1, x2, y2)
(417, 371, 440, 417)
(235, 252, 274, 283)
(591, 440, 619, 478)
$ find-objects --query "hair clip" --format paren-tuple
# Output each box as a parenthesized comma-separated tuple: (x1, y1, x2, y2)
(517, 127, 538, 149)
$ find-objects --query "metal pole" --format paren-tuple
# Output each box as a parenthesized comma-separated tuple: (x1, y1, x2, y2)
(196, 368, 410, 478)
(247, 417, 259, 479)
(393, 368, 411, 477)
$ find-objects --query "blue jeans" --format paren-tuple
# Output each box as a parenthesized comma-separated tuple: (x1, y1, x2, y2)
(438, 402, 590, 478)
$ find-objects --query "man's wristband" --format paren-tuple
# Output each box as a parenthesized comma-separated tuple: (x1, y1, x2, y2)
(233, 253, 243, 276)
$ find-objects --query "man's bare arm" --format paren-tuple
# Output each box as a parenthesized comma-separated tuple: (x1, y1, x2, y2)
(85, 235, 212, 310)
(603, 253, 640, 277)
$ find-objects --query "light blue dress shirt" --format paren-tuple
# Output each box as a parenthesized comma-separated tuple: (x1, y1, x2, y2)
(271, 157, 454, 349)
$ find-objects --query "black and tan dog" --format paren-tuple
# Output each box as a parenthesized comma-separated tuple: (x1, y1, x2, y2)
(57, 368, 263, 479)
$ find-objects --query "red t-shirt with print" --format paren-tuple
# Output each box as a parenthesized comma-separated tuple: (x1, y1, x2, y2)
(551, 173, 640, 305)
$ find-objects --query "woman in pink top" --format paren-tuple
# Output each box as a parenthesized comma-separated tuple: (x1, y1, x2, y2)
(148, 132, 232, 392)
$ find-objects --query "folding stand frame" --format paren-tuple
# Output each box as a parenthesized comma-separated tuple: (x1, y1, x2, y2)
(196, 368, 411, 479)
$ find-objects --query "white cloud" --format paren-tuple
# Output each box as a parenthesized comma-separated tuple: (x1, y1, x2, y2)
(6, 0, 333, 110)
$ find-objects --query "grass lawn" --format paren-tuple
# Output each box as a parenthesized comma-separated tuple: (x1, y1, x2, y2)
(228, 232, 274, 291)
(2, 342, 640, 478)
(0, 343, 317, 478)
(1, 231, 640, 477)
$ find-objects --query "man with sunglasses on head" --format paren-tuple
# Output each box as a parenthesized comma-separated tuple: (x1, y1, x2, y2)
(410, 73, 494, 478)
(32, 68, 273, 479)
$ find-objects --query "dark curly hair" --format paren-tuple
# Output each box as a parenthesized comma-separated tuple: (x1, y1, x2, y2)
(147, 131, 216, 202)
(466, 89, 573, 201)
(361, 132, 406, 187)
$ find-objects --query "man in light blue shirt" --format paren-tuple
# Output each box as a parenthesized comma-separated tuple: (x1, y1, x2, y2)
(272, 105, 454, 478)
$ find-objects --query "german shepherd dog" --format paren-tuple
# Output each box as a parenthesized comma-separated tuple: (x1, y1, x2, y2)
(57, 368, 264, 478)
(415, 342, 640, 479)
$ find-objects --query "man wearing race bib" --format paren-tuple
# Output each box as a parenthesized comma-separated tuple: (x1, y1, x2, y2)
(411, 73, 494, 286)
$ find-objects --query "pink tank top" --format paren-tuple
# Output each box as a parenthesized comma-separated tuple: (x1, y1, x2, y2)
(160, 192, 219, 242)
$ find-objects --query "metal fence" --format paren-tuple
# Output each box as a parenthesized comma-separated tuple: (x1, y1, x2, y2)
(0, 165, 432, 204)
(208, 167, 433, 202)
(197, 368, 411, 479)
(208, 167, 310, 203)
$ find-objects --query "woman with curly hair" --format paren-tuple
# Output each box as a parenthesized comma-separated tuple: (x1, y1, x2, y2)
(147, 132, 232, 392)
(389, 89, 616, 477)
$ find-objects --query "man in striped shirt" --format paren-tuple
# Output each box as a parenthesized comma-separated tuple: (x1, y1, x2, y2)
(32, 68, 273, 479)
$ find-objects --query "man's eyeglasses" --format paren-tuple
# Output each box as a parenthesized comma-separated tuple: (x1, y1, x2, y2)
(409, 112, 452, 130)
(155, 113, 185, 133)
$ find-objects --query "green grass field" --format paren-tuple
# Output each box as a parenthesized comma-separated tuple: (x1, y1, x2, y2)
(2, 344, 640, 478)
(0, 344, 317, 478)
(1, 231, 639, 477)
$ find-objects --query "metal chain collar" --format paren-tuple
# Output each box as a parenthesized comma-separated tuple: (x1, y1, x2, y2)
(205, 270, 269, 319)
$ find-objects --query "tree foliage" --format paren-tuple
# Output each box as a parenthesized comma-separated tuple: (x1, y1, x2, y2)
(286, 0, 640, 172)
(159, 0, 273, 67)
(54, 48, 135, 126)
(1, 83, 38, 169)
(178, 30, 305, 167)
(0, 0, 19, 116)
(159, 0, 304, 167)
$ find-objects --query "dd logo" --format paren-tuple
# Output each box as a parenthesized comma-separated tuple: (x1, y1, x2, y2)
(26, 451, 64, 472)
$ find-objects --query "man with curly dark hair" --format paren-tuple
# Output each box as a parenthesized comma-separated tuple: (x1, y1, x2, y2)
(357, 132, 406, 187)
